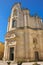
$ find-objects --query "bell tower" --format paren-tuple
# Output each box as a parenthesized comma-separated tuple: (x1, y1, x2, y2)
(4, 3, 21, 61)
(7, 3, 21, 31)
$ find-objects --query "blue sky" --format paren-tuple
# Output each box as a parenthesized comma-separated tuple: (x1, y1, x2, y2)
(0, 0, 43, 43)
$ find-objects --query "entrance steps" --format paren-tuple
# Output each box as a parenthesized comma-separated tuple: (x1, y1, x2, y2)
(0, 60, 43, 65)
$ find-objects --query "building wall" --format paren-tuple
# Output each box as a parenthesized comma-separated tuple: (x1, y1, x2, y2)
(4, 3, 43, 62)
(14, 28, 43, 61)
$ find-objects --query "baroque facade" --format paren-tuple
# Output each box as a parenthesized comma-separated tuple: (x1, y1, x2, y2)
(4, 3, 43, 62)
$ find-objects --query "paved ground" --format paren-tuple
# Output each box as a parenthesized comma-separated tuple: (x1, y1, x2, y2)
(0, 60, 17, 65)
(22, 62, 43, 65)
(0, 60, 43, 65)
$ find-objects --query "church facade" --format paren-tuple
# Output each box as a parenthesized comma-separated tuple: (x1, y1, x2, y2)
(4, 3, 43, 62)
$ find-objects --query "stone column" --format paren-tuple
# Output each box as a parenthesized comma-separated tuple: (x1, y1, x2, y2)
(9, 8, 13, 31)
(14, 45, 16, 62)
(37, 30, 43, 60)
(23, 13, 29, 60)
(3, 41, 8, 61)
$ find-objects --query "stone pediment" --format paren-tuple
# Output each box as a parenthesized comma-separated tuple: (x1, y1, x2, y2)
(5, 30, 16, 39)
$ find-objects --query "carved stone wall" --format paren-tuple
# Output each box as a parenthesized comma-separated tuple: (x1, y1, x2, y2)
(4, 3, 43, 62)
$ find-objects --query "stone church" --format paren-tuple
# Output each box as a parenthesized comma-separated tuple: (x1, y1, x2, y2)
(4, 3, 43, 62)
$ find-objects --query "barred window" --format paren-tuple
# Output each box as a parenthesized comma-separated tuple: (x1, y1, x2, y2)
(12, 20, 16, 28)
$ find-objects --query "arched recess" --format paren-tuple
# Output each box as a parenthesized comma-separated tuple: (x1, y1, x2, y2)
(33, 38, 38, 49)
(12, 19, 17, 28)
(13, 9, 17, 16)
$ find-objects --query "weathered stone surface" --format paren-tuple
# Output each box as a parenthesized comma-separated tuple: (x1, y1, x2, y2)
(4, 3, 43, 62)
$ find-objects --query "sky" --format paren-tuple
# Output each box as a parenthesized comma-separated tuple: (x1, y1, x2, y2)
(0, 0, 43, 43)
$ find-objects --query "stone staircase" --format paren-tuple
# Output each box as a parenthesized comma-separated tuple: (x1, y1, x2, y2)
(0, 60, 43, 65)
(0, 61, 17, 65)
